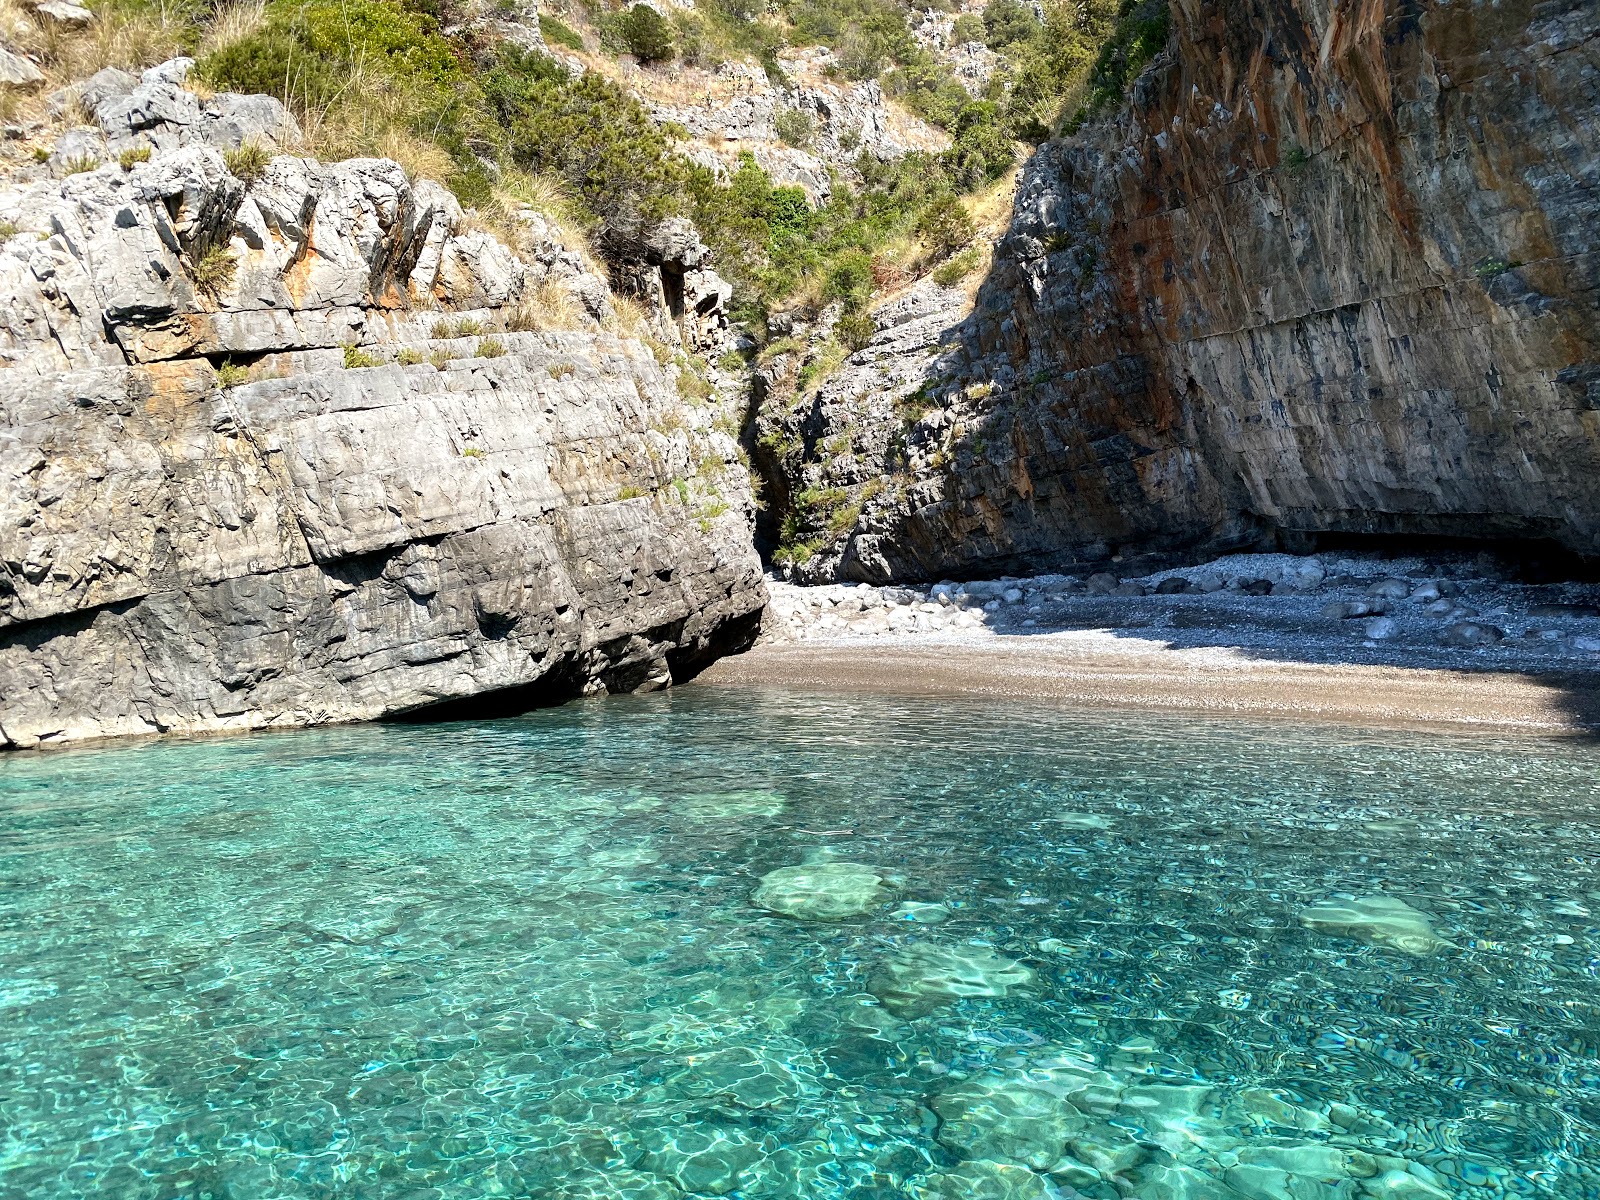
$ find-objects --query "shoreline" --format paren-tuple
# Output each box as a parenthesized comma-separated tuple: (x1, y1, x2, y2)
(695, 631, 1600, 736)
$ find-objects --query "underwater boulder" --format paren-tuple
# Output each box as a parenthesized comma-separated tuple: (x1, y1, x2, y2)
(680, 790, 787, 819)
(1298, 896, 1454, 956)
(910, 1158, 1058, 1200)
(552, 1168, 683, 1200)
(752, 862, 891, 919)
(931, 1071, 1086, 1168)
(638, 1123, 765, 1195)
(889, 901, 951, 924)
(868, 942, 1035, 1016)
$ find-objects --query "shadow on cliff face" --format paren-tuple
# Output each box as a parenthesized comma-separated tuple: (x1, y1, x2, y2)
(385, 609, 766, 725)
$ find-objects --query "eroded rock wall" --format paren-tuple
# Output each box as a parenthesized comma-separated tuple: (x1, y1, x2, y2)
(0, 64, 765, 748)
(768, 0, 1600, 582)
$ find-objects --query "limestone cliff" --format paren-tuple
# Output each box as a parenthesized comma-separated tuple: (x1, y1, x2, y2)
(0, 63, 765, 748)
(761, 0, 1600, 582)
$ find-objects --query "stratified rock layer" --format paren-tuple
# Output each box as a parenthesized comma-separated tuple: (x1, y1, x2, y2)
(770, 0, 1600, 582)
(0, 65, 764, 748)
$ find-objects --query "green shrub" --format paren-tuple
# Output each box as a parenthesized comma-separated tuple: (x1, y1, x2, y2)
(0, 221, 17, 239)
(215, 360, 251, 387)
(931, 246, 980, 287)
(461, 445, 484, 457)
(914, 192, 975, 260)
(224, 141, 272, 184)
(61, 154, 100, 175)
(950, 12, 984, 44)
(617, 4, 675, 64)
(396, 347, 425, 365)
(982, 0, 1039, 49)
(342, 342, 379, 368)
(824, 250, 875, 312)
(118, 145, 152, 170)
(774, 106, 815, 149)
(617, 484, 646, 499)
(475, 336, 507, 358)
(190, 246, 237, 297)
(538, 12, 585, 50)
(1071, 0, 1171, 127)
(835, 310, 875, 352)
(483, 46, 684, 242)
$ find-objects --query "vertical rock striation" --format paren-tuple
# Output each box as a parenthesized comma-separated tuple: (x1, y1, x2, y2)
(766, 0, 1600, 582)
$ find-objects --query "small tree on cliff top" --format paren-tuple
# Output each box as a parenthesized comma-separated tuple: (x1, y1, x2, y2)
(620, 4, 675, 64)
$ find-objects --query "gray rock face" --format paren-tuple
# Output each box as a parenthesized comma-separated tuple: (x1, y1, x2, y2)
(0, 64, 765, 749)
(757, 0, 1600, 583)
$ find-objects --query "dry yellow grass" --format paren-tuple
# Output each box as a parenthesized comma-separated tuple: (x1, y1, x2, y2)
(505, 276, 585, 332)
(605, 293, 653, 340)
(199, 0, 265, 55)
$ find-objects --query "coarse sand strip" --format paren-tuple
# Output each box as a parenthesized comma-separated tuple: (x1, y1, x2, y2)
(694, 631, 1600, 735)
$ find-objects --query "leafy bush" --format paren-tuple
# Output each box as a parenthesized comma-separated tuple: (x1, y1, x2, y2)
(118, 145, 151, 170)
(342, 342, 379, 367)
(617, 4, 675, 64)
(982, 0, 1039, 49)
(1069, 0, 1171, 129)
(397, 346, 425, 365)
(774, 106, 815, 149)
(914, 192, 975, 260)
(215, 360, 250, 387)
(824, 250, 875, 312)
(950, 12, 984, 44)
(475, 336, 508, 357)
(538, 13, 584, 50)
(483, 46, 684, 245)
(224, 141, 272, 184)
(835, 310, 875, 352)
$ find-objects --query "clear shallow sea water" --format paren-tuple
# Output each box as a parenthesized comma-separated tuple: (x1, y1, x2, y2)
(2, 687, 1599, 1200)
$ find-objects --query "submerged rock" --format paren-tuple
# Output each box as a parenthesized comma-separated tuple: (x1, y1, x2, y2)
(553, 1169, 683, 1200)
(679, 790, 786, 819)
(638, 1124, 764, 1196)
(910, 1159, 1057, 1200)
(1050, 812, 1112, 830)
(868, 942, 1035, 1016)
(1299, 896, 1454, 956)
(752, 862, 891, 919)
(890, 901, 951, 924)
(931, 1071, 1085, 1168)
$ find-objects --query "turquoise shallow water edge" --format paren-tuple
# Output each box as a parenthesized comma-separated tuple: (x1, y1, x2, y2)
(1, 686, 1597, 1199)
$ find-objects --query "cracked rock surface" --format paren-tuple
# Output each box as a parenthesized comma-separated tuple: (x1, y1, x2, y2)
(0, 61, 765, 749)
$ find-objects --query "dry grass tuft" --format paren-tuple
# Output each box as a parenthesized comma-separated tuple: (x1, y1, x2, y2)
(504, 276, 584, 332)
(199, 0, 265, 56)
(605, 293, 652, 340)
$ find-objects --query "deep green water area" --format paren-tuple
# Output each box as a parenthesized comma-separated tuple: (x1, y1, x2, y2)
(2, 687, 1599, 1199)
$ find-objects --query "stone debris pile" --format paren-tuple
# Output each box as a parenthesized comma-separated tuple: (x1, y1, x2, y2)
(764, 552, 1600, 667)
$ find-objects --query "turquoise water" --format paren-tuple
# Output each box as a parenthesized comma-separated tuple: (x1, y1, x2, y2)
(2, 688, 1599, 1199)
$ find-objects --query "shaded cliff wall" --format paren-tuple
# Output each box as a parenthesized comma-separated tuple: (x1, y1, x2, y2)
(0, 65, 765, 748)
(772, 0, 1600, 582)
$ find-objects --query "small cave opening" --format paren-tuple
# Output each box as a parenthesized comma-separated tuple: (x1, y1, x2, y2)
(1276, 529, 1600, 585)
(383, 660, 587, 725)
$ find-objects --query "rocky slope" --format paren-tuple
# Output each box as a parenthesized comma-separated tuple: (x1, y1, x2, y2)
(0, 61, 765, 748)
(761, 0, 1600, 582)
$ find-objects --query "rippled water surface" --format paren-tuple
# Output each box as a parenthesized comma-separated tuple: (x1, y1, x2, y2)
(3, 688, 1600, 1199)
